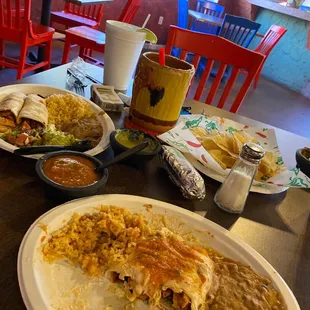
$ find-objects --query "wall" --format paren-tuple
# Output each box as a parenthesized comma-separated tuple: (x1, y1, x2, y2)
(30, 0, 255, 44)
(251, 9, 310, 97)
(31, 0, 178, 44)
(218, 0, 258, 19)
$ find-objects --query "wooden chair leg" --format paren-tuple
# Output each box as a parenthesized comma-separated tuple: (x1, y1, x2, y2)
(62, 37, 71, 64)
(0, 40, 5, 70)
(253, 69, 261, 89)
(44, 40, 53, 70)
(79, 47, 86, 60)
(17, 42, 28, 80)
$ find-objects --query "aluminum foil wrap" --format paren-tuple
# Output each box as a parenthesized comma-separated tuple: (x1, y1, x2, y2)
(160, 145, 206, 200)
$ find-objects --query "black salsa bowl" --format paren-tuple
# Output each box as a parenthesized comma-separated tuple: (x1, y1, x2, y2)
(110, 129, 161, 164)
(36, 150, 109, 199)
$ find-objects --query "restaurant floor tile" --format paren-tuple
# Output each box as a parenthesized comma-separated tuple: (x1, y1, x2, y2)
(0, 42, 309, 138)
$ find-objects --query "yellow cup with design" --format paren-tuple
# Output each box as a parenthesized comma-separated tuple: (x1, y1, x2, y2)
(128, 52, 195, 134)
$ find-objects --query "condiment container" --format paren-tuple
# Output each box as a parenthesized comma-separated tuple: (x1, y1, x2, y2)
(109, 129, 161, 164)
(214, 143, 265, 214)
(127, 52, 195, 134)
(36, 151, 109, 199)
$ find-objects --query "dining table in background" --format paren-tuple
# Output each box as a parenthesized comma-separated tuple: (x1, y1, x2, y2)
(188, 9, 224, 27)
(31, 0, 113, 64)
(65, 0, 113, 5)
(0, 63, 309, 309)
(188, 10, 265, 38)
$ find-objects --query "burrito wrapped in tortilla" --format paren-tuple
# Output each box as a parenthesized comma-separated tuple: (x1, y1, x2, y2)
(17, 94, 48, 129)
(0, 92, 26, 132)
(0, 92, 26, 121)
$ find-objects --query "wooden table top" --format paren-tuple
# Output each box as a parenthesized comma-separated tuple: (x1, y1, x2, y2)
(188, 9, 224, 27)
(65, 0, 112, 6)
(188, 10, 265, 38)
(1, 63, 309, 310)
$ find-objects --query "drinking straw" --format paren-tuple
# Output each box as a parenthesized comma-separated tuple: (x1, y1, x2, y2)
(142, 14, 151, 29)
(159, 48, 166, 66)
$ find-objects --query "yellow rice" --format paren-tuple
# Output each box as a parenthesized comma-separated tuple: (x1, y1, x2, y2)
(42, 206, 151, 276)
(46, 94, 93, 127)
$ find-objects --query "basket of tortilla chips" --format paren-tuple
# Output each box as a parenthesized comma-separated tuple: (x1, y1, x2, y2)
(159, 115, 310, 193)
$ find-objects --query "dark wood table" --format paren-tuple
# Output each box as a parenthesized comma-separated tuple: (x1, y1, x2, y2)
(1, 63, 309, 310)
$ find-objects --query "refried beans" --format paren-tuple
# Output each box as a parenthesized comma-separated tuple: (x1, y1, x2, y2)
(206, 249, 285, 309)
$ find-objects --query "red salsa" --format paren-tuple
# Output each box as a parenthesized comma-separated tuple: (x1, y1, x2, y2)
(43, 155, 100, 187)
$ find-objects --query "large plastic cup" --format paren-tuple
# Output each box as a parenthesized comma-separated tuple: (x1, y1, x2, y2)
(104, 20, 146, 91)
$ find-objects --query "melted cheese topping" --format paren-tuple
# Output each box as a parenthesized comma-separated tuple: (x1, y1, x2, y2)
(107, 228, 214, 310)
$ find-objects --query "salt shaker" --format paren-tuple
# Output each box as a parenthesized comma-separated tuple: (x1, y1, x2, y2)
(214, 143, 265, 214)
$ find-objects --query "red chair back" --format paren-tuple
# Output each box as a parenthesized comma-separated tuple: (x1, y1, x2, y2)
(64, 2, 104, 23)
(166, 26, 265, 113)
(0, 0, 29, 31)
(255, 25, 287, 56)
(118, 0, 142, 23)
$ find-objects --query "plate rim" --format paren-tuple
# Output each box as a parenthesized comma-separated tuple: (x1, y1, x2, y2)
(185, 153, 289, 195)
(18, 194, 300, 310)
(0, 84, 115, 159)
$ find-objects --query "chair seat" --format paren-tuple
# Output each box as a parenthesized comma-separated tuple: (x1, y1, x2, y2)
(32, 23, 55, 37)
(51, 11, 98, 28)
(66, 26, 106, 45)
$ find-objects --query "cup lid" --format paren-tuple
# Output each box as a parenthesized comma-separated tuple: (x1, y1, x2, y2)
(106, 20, 146, 41)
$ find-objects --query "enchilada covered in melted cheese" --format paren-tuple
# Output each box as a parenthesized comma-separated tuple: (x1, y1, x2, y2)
(106, 228, 214, 309)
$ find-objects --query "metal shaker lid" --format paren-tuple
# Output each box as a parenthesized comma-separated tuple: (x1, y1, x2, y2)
(240, 143, 265, 164)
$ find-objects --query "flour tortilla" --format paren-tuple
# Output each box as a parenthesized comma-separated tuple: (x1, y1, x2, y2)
(17, 94, 48, 127)
(0, 92, 26, 121)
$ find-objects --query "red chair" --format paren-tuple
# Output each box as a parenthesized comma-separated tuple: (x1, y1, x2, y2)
(0, 0, 55, 80)
(165, 26, 265, 113)
(50, 2, 104, 32)
(243, 25, 287, 89)
(61, 0, 142, 66)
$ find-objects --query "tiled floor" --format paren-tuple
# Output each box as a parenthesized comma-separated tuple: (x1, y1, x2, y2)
(1, 41, 310, 139)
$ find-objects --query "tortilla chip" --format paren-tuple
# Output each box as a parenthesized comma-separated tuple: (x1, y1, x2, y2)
(221, 155, 237, 168)
(233, 131, 256, 145)
(262, 152, 278, 172)
(209, 149, 228, 170)
(232, 134, 243, 154)
(202, 138, 220, 151)
(255, 170, 264, 181)
(212, 133, 235, 153)
(258, 162, 271, 177)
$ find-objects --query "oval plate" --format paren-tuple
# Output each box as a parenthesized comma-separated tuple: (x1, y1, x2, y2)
(18, 195, 299, 310)
(0, 84, 115, 159)
(185, 153, 289, 195)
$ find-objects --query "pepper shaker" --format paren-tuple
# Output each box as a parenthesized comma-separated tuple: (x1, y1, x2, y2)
(214, 143, 265, 214)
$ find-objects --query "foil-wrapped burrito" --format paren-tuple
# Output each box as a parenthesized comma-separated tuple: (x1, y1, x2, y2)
(160, 145, 206, 200)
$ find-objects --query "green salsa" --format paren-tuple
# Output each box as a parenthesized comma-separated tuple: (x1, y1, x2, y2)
(115, 130, 156, 153)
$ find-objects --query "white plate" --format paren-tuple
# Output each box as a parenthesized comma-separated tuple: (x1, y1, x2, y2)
(18, 194, 300, 310)
(0, 84, 115, 159)
(185, 154, 289, 195)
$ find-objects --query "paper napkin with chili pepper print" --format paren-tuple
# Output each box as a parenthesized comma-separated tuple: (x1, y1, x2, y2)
(158, 115, 310, 189)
